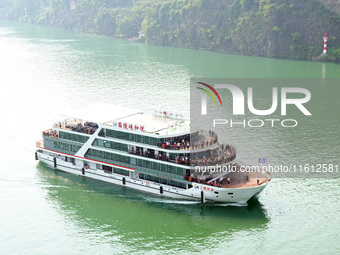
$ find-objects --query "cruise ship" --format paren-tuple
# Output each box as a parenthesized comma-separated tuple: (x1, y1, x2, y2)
(35, 104, 270, 203)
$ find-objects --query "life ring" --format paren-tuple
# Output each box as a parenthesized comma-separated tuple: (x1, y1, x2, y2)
(146, 181, 149, 185)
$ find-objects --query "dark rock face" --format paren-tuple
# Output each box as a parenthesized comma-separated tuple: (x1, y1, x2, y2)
(317, 0, 340, 15)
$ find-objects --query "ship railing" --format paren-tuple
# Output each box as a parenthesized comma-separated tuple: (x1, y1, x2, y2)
(191, 155, 236, 167)
(126, 143, 236, 167)
(157, 138, 217, 151)
(190, 130, 218, 149)
(184, 173, 269, 188)
(128, 150, 191, 166)
(249, 164, 272, 182)
(42, 129, 59, 139)
(36, 139, 44, 148)
(157, 130, 218, 151)
(190, 144, 237, 166)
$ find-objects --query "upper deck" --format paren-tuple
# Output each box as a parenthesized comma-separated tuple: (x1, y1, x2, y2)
(47, 104, 221, 154)
(54, 103, 190, 137)
(104, 111, 189, 136)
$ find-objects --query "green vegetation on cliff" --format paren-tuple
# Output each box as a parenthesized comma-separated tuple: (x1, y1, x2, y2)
(1, 0, 340, 61)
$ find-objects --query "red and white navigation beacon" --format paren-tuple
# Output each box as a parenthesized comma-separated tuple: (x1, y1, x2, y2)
(323, 32, 328, 56)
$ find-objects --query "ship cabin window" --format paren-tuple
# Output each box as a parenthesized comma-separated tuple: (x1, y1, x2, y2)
(153, 162, 160, 171)
(143, 136, 150, 144)
(138, 174, 186, 189)
(145, 161, 151, 168)
(150, 137, 158, 146)
(85, 148, 186, 178)
(97, 139, 104, 147)
(59, 131, 89, 143)
(130, 158, 136, 165)
(104, 141, 110, 148)
(50, 141, 80, 155)
(177, 168, 184, 176)
(135, 134, 142, 143)
(92, 139, 128, 152)
(103, 165, 112, 174)
(137, 159, 143, 166)
(104, 129, 163, 146)
(113, 167, 129, 176)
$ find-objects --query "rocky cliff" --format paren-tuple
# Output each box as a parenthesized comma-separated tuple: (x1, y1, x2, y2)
(1, 0, 340, 61)
(317, 0, 340, 15)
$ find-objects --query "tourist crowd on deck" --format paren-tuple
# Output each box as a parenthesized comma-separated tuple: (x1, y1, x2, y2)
(42, 129, 59, 139)
(184, 174, 231, 188)
(160, 134, 191, 150)
(159, 130, 218, 150)
(63, 121, 99, 135)
(51, 120, 99, 135)
(184, 168, 264, 188)
(130, 147, 192, 166)
(192, 144, 236, 166)
(129, 143, 236, 167)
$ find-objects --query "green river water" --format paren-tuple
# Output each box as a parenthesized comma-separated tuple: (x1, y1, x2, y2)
(0, 20, 339, 254)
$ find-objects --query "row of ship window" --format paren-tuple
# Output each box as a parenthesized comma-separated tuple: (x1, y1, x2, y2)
(103, 166, 129, 176)
(53, 141, 81, 154)
(50, 135, 188, 176)
(105, 129, 162, 146)
(48, 139, 187, 189)
(92, 139, 128, 152)
(57, 130, 201, 149)
(139, 173, 186, 189)
(56, 133, 194, 163)
(102, 167, 186, 189)
(85, 148, 186, 176)
(59, 131, 89, 143)
(58, 131, 196, 160)
(93, 138, 190, 160)
(104, 129, 199, 146)
(58, 131, 186, 159)
(93, 138, 213, 161)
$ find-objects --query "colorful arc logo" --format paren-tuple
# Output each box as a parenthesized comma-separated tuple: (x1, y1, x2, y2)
(196, 82, 222, 106)
(197, 82, 222, 115)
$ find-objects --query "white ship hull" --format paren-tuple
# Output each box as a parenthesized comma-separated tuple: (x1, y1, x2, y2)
(36, 150, 268, 203)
